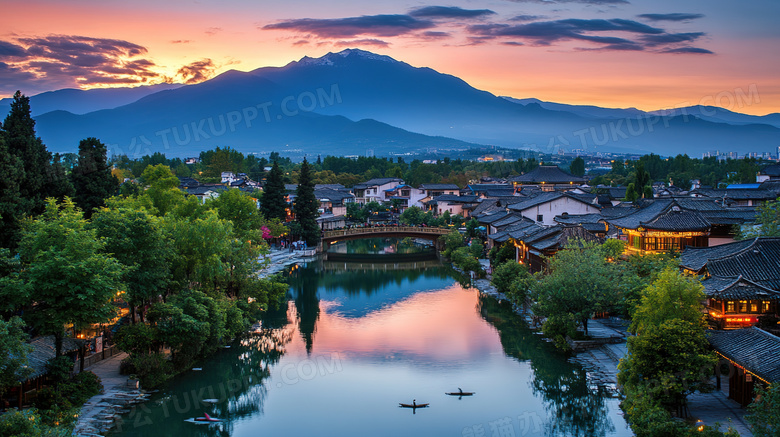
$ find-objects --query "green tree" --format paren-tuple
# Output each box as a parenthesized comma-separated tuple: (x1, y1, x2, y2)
(71, 137, 119, 217)
(618, 319, 716, 415)
(600, 239, 625, 260)
(0, 131, 25, 248)
(746, 383, 780, 437)
(491, 260, 529, 295)
(14, 198, 125, 356)
(0, 317, 32, 396)
(630, 267, 705, 334)
(1, 92, 51, 213)
(441, 230, 465, 258)
(570, 156, 585, 177)
(90, 197, 171, 323)
(208, 188, 264, 239)
(738, 197, 779, 239)
(399, 205, 425, 225)
(625, 183, 639, 202)
(531, 240, 620, 341)
(141, 164, 184, 215)
(294, 158, 320, 247)
(260, 161, 287, 222)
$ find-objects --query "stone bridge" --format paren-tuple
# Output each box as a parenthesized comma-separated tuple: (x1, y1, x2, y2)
(319, 226, 451, 251)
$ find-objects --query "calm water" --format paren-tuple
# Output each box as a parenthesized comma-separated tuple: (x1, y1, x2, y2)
(113, 256, 632, 437)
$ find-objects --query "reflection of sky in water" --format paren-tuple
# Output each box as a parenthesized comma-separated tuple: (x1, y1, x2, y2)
(114, 261, 632, 437)
(319, 274, 453, 319)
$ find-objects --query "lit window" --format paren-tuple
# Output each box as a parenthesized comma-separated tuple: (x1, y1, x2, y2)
(726, 301, 735, 312)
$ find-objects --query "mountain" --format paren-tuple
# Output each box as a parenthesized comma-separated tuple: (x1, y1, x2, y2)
(29, 49, 780, 157)
(0, 83, 182, 116)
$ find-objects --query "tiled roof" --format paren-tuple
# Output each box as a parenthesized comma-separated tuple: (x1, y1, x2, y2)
(706, 238, 780, 286)
(760, 164, 780, 177)
(478, 211, 511, 225)
(607, 187, 627, 199)
(707, 327, 780, 383)
(314, 188, 355, 203)
(26, 336, 86, 381)
(530, 225, 604, 251)
(640, 209, 711, 231)
(554, 213, 604, 225)
(507, 192, 599, 213)
(484, 188, 516, 197)
(508, 165, 586, 184)
(699, 208, 757, 225)
(680, 239, 756, 273)
(315, 184, 346, 190)
(429, 194, 478, 204)
(703, 276, 780, 300)
(491, 214, 529, 228)
(470, 200, 506, 217)
(418, 183, 460, 190)
(352, 178, 404, 189)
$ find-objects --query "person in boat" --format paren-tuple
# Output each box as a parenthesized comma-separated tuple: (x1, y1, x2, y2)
(412, 399, 416, 408)
(458, 388, 463, 394)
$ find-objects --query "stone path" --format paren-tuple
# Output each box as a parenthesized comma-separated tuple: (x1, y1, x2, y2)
(72, 352, 150, 436)
(688, 380, 753, 437)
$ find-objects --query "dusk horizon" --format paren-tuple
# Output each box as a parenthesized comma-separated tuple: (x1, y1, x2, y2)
(2, 0, 779, 116)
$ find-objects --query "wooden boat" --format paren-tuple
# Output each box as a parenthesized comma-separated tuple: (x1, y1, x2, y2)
(399, 401, 429, 408)
(194, 413, 222, 422)
(445, 388, 475, 396)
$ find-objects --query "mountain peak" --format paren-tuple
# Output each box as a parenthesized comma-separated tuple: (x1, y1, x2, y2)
(295, 48, 398, 67)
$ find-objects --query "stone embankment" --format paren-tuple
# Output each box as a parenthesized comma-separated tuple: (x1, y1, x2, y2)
(72, 353, 150, 436)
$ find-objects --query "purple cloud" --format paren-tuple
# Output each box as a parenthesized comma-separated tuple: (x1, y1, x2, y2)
(408, 6, 495, 19)
(637, 13, 704, 22)
(263, 15, 435, 38)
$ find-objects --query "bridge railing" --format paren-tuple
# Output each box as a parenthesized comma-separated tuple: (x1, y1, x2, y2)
(322, 226, 451, 240)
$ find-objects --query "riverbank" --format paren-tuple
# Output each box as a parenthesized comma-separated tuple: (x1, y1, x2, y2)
(72, 352, 150, 437)
(471, 267, 753, 436)
(258, 247, 318, 278)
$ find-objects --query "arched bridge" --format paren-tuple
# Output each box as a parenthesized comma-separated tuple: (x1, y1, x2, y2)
(320, 226, 452, 250)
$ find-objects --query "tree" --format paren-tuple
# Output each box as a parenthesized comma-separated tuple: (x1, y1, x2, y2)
(141, 164, 184, 215)
(531, 240, 620, 342)
(491, 260, 529, 295)
(630, 267, 706, 334)
(294, 158, 320, 247)
(570, 156, 585, 177)
(90, 197, 171, 323)
(738, 197, 779, 239)
(746, 383, 780, 437)
(0, 131, 25, 249)
(618, 319, 716, 415)
(0, 317, 32, 396)
(207, 188, 264, 239)
(14, 198, 125, 356)
(71, 137, 120, 217)
(634, 162, 652, 199)
(399, 205, 425, 225)
(1, 92, 51, 213)
(260, 161, 287, 222)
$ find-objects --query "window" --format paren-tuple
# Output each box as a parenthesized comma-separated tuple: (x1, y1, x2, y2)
(763, 301, 771, 312)
(751, 302, 758, 313)
(739, 300, 748, 313)
(726, 301, 735, 312)
(537, 214, 543, 222)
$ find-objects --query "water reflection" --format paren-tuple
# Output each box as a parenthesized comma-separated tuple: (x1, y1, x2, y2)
(114, 255, 629, 437)
(477, 295, 617, 437)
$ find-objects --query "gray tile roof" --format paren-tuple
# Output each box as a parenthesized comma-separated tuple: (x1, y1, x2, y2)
(705, 238, 780, 288)
(703, 276, 780, 300)
(707, 327, 780, 383)
(508, 165, 586, 184)
(640, 210, 711, 231)
(352, 178, 404, 189)
(507, 192, 598, 212)
(418, 183, 460, 190)
(680, 239, 756, 273)
(26, 336, 86, 381)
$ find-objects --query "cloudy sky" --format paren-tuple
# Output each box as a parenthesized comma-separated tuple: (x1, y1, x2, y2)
(2, 0, 778, 114)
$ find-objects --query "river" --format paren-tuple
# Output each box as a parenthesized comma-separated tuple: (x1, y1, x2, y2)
(112, 247, 632, 437)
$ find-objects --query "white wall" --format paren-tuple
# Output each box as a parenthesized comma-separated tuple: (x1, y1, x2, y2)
(518, 197, 600, 226)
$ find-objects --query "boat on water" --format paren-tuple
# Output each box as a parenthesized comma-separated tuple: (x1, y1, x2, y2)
(445, 388, 474, 396)
(399, 400, 429, 408)
(194, 413, 222, 422)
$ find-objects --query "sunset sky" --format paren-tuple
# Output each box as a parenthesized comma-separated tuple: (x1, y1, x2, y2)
(2, 0, 779, 115)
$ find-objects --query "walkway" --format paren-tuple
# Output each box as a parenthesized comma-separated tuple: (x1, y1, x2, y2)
(687, 380, 753, 436)
(73, 352, 150, 436)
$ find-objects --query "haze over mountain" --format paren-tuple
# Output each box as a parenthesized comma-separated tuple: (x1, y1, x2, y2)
(26, 49, 780, 158)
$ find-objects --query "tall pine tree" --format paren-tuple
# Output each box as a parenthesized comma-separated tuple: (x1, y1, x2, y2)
(294, 157, 320, 247)
(260, 161, 288, 222)
(0, 91, 69, 248)
(71, 137, 119, 217)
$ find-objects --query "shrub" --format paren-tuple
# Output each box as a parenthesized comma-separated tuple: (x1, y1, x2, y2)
(0, 408, 70, 437)
(115, 323, 157, 356)
(131, 353, 173, 389)
(489, 242, 515, 266)
(491, 261, 528, 295)
(469, 240, 484, 259)
(451, 247, 482, 273)
(44, 356, 73, 386)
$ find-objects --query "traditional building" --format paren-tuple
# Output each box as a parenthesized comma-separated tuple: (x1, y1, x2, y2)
(352, 178, 404, 205)
(681, 237, 780, 329)
(707, 327, 780, 406)
(508, 165, 585, 192)
(507, 191, 601, 226)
